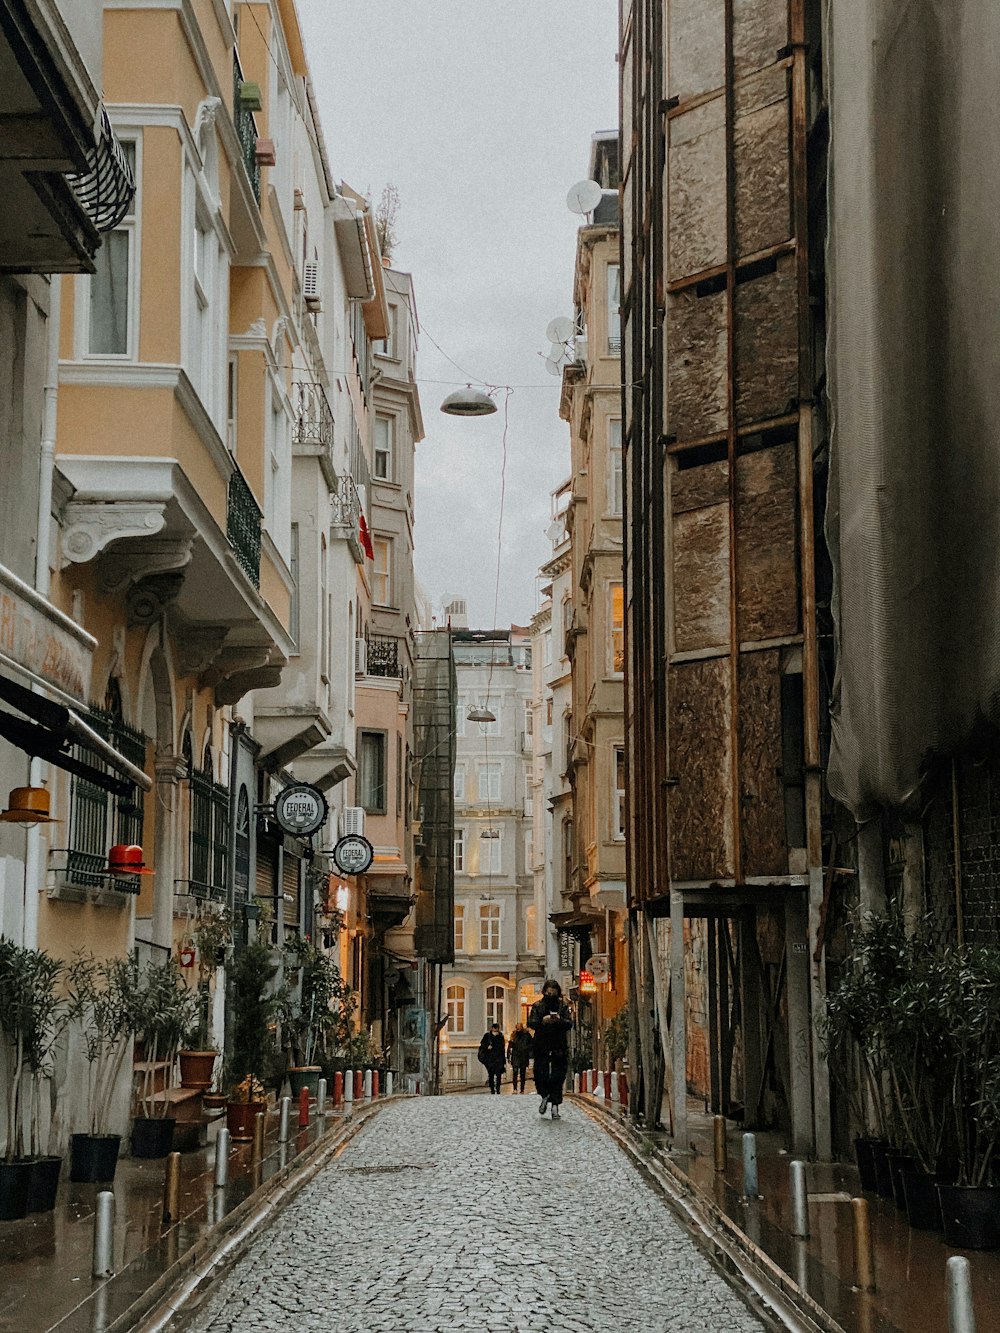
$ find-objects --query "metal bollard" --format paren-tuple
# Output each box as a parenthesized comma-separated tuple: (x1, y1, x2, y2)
(385, 1071, 393, 1097)
(298, 1086, 310, 1128)
(372, 1070, 380, 1099)
(344, 1069, 354, 1103)
(162, 1151, 181, 1223)
(742, 1132, 759, 1199)
(619, 1072, 628, 1111)
(214, 1127, 230, 1188)
(92, 1190, 115, 1278)
(253, 1109, 266, 1162)
(851, 1197, 875, 1291)
(610, 1072, 619, 1103)
(317, 1077, 327, 1115)
(713, 1116, 727, 1173)
(278, 1095, 291, 1142)
(363, 1068, 372, 1100)
(790, 1159, 809, 1237)
(573, 1072, 580, 1094)
(354, 1069, 363, 1100)
(946, 1255, 977, 1333)
(603, 1071, 612, 1099)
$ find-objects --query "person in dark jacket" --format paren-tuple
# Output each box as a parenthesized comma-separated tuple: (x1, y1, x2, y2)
(527, 979, 573, 1119)
(478, 1022, 506, 1093)
(507, 1022, 533, 1093)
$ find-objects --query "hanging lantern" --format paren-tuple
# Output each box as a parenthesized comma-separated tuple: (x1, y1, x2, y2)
(107, 844, 155, 877)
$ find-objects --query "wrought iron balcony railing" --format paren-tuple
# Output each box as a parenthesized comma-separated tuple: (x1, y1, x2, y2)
(331, 473, 364, 563)
(233, 55, 261, 206)
(368, 635, 402, 679)
(227, 467, 262, 588)
(293, 381, 334, 451)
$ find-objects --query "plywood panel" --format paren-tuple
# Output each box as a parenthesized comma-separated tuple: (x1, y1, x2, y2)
(668, 658, 734, 881)
(734, 68, 791, 257)
(735, 442, 800, 641)
(673, 503, 730, 652)
(738, 649, 787, 877)
(733, 0, 788, 81)
(669, 0, 725, 101)
(734, 253, 798, 424)
(669, 99, 727, 280)
(668, 287, 728, 441)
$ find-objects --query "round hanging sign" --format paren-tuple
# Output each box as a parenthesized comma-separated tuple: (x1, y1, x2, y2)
(274, 783, 328, 838)
(332, 834, 374, 876)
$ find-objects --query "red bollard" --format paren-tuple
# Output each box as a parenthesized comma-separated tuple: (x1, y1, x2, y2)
(354, 1069, 363, 1101)
(372, 1070, 380, 1099)
(603, 1071, 612, 1099)
(332, 1071, 344, 1107)
(619, 1072, 629, 1110)
(298, 1086, 309, 1128)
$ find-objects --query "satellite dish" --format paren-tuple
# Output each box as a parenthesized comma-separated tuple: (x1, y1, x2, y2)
(545, 520, 564, 543)
(545, 355, 563, 377)
(549, 341, 566, 360)
(546, 316, 575, 344)
(566, 179, 602, 216)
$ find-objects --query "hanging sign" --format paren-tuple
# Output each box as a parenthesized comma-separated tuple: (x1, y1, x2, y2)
(579, 970, 597, 994)
(274, 782, 328, 838)
(332, 833, 374, 876)
(585, 953, 610, 984)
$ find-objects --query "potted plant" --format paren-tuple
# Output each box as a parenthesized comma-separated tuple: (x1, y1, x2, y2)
(132, 957, 198, 1158)
(66, 952, 140, 1182)
(225, 935, 278, 1140)
(179, 909, 232, 1091)
(279, 939, 351, 1098)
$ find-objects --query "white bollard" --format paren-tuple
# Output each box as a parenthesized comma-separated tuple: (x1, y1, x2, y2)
(947, 1255, 977, 1333)
(742, 1132, 759, 1199)
(214, 1127, 230, 1188)
(610, 1073, 620, 1103)
(92, 1190, 115, 1278)
(363, 1068, 372, 1100)
(595, 1070, 605, 1098)
(385, 1071, 394, 1097)
(344, 1069, 354, 1103)
(790, 1160, 809, 1237)
(573, 1073, 580, 1094)
(316, 1077, 327, 1115)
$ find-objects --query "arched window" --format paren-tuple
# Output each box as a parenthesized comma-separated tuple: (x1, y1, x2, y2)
(485, 984, 505, 1032)
(446, 984, 467, 1035)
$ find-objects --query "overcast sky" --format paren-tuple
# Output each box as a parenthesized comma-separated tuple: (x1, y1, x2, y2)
(296, 1, 618, 630)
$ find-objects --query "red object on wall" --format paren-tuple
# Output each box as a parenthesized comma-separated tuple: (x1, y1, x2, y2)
(358, 512, 375, 560)
(178, 946, 196, 969)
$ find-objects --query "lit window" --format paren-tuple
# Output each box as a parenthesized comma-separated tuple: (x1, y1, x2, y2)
(486, 984, 505, 1029)
(477, 763, 501, 803)
(614, 746, 626, 840)
(609, 418, 622, 515)
(479, 902, 501, 951)
(446, 984, 467, 1034)
(373, 538, 392, 605)
(454, 828, 466, 872)
(374, 415, 394, 481)
(454, 904, 465, 952)
(610, 583, 625, 674)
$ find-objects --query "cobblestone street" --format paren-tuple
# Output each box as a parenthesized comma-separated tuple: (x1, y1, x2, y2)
(182, 1096, 767, 1333)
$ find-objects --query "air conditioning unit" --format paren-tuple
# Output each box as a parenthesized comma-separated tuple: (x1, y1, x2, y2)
(354, 636, 367, 677)
(303, 261, 321, 311)
(341, 806, 365, 837)
(574, 334, 588, 364)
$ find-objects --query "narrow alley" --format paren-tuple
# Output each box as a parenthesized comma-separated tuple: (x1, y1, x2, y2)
(177, 1097, 767, 1333)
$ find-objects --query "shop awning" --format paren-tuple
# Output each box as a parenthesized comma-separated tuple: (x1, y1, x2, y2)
(0, 672, 151, 796)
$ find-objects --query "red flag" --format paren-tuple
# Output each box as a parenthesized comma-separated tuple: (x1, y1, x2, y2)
(358, 510, 375, 560)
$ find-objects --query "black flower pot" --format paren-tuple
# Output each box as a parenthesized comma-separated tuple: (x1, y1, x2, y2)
(854, 1137, 887, 1192)
(131, 1117, 176, 1159)
(70, 1133, 121, 1182)
(938, 1184, 1000, 1250)
(0, 1160, 33, 1220)
(901, 1169, 945, 1231)
(871, 1140, 895, 1198)
(887, 1151, 916, 1210)
(27, 1156, 63, 1213)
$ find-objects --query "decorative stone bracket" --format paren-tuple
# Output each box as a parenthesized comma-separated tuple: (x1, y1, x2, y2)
(62, 502, 167, 564)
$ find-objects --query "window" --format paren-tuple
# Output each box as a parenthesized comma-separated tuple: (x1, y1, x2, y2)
(479, 902, 501, 951)
(544, 632, 552, 666)
(446, 984, 467, 1034)
(86, 140, 137, 356)
(546, 697, 553, 727)
(562, 596, 572, 655)
(524, 702, 533, 737)
(446, 1057, 468, 1086)
(609, 418, 623, 515)
(614, 746, 626, 840)
(479, 829, 502, 875)
(378, 304, 398, 358)
(226, 355, 238, 452)
(454, 763, 466, 802)
(486, 984, 505, 1030)
(525, 904, 538, 953)
(563, 818, 574, 896)
(607, 263, 621, 355)
(454, 904, 465, 952)
(358, 730, 386, 813)
(478, 763, 501, 803)
(373, 537, 392, 605)
(289, 523, 300, 650)
(454, 827, 466, 872)
(192, 205, 214, 403)
(455, 697, 466, 737)
(610, 582, 625, 674)
(374, 414, 394, 481)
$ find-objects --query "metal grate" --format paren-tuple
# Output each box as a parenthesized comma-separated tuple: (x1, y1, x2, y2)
(67, 106, 135, 233)
(293, 381, 334, 449)
(233, 55, 261, 205)
(226, 467, 262, 587)
(66, 707, 147, 890)
(368, 636, 401, 679)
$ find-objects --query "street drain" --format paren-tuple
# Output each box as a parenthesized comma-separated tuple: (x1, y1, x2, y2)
(340, 1162, 435, 1175)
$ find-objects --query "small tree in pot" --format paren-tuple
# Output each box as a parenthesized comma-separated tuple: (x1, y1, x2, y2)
(225, 935, 279, 1140)
(132, 958, 198, 1157)
(279, 939, 352, 1097)
(179, 909, 232, 1090)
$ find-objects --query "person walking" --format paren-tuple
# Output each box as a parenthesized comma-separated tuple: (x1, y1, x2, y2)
(507, 1022, 533, 1093)
(478, 1022, 506, 1094)
(528, 979, 572, 1119)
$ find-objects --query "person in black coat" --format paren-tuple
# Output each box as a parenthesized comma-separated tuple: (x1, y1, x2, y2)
(478, 1022, 506, 1093)
(527, 979, 573, 1119)
(507, 1022, 533, 1093)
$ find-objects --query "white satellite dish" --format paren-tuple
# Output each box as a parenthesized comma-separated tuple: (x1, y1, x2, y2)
(566, 179, 603, 216)
(544, 355, 563, 377)
(549, 341, 566, 360)
(545, 520, 564, 542)
(546, 315, 575, 344)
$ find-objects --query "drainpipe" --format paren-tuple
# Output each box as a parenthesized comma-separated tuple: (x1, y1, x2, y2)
(23, 276, 61, 949)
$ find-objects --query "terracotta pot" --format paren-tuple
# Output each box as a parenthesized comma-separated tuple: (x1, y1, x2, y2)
(226, 1099, 267, 1142)
(179, 1050, 218, 1090)
(202, 1091, 227, 1111)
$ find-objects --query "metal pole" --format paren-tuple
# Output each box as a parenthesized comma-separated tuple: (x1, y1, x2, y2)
(253, 1109, 266, 1162)
(92, 1190, 115, 1278)
(946, 1256, 977, 1333)
(434, 962, 443, 1095)
(214, 1127, 230, 1188)
(317, 1077, 327, 1114)
(278, 1095, 291, 1142)
(851, 1197, 875, 1291)
(344, 1069, 354, 1104)
(790, 1159, 809, 1237)
(385, 1070, 393, 1097)
(742, 1132, 759, 1199)
(363, 1068, 372, 1100)
(162, 1151, 181, 1223)
(713, 1116, 728, 1172)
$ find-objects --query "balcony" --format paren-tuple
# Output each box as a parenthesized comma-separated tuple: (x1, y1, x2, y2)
(332, 474, 364, 564)
(227, 468, 262, 588)
(293, 381, 335, 485)
(233, 55, 261, 207)
(368, 635, 401, 680)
